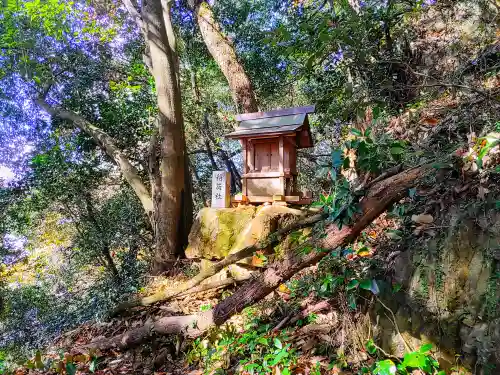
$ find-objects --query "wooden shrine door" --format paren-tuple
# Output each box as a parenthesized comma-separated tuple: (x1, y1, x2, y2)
(254, 141, 279, 172)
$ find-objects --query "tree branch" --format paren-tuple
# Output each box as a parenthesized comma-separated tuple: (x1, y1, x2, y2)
(122, 0, 144, 30)
(36, 98, 154, 221)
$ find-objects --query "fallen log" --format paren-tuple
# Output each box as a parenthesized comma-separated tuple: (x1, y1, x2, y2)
(174, 277, 245, 298)
(111, 212, 326, 316)
(87, 164, 431, 350)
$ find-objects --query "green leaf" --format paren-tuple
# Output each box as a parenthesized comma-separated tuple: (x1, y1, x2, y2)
(386, 229, 402, 240)
(390, 146, 405, 155)
(282, 367, 291, 375)
(366, 339, 377, 355)
(401, 352, 432, 372)
(419, 343, 433, 353)
(346, 279, 359, 290)
(89, 357, 98, 373)
(257, 337, 269, 346)
(343, 157, 351, 169)
(373, 359, 397, 375)
(318, 30, 330, 42)
(392, 283, 402, 293)
(331, 149, 343, 169)
(350, 128, 362, 137)
(359, 279, 372, 290)
(269, 350, 288, 366)
(66, 363, 77, 375)
(274, 337, 283, 349)
(348, 293, 357, 310)
(306, 54, 316, 70)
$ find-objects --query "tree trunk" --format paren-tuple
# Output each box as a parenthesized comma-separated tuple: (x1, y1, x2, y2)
(142, 0, 193, 270)
(102, 245, 120, 279)
(219, 148, 241, 193)
(38, 0, 194, 272)
(195, 1, 258, 113)
(201, 116, 242, 192)
(88, 164, 431, 350)
(202, 113, 219, 171)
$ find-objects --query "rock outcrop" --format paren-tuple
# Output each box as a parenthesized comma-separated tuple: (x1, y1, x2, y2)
(185, 204, 308, 280)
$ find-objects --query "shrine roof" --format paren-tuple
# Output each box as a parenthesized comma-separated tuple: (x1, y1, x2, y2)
(225, 114, 305, 138)
(225, 105, 315, 140)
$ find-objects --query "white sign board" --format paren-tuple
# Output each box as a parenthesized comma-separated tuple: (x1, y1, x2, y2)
(211, 171, 231, 208)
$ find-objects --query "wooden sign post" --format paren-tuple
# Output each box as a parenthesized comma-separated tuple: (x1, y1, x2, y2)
(211, 171, 231, 208)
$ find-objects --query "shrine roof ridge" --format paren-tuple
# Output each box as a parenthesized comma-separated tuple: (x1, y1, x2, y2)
(234, 105, 315, 122)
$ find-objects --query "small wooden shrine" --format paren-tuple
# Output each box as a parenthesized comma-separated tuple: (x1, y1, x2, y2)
(225, 105, 315, 204)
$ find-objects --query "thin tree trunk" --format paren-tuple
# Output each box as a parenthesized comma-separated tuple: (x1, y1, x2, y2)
(102, 245, 120, 279)
(220, 148, 241, 192)
(89, 164, 431, 350)
(204, 137, 219, 171)
(195, 1, 258, 113)
(189, 158, 209, 207)
(202, 112, 219, 171)
(201, 116, 242, 192)
(83, 192, 120, 279)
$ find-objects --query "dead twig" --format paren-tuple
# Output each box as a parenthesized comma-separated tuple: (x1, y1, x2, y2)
(377, 298, 413, 353)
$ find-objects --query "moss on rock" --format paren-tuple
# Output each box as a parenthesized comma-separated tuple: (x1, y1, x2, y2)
(185, 206, 257, 259)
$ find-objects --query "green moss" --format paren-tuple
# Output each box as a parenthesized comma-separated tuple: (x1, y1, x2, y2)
(186, 207, 256, 259)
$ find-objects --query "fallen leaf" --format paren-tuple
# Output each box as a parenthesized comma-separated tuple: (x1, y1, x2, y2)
(411, 214, 434, 224)
(301, 338, 317, 351)
(357, 248, 371, 257)
(421, 117, 439, 126)
(251, 255, 264, 266)
(278, 284, 290, 294)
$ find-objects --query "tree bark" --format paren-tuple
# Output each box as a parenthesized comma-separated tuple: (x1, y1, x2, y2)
(90, 164, 431, 350)
(142, 0, 193, 269)
(195, 1, 258, 113)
